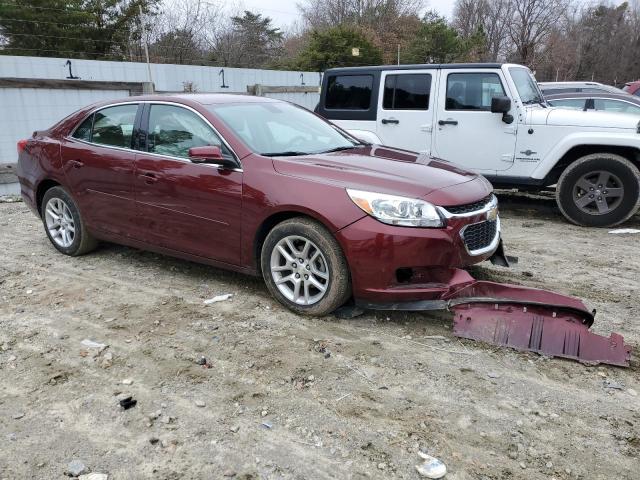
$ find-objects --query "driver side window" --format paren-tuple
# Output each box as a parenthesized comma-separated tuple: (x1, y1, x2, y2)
(147, 105, 232, 160)
(446, 73, 506, 111)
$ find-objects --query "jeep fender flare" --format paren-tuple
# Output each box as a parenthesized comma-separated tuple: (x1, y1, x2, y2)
(531, 131, 640, 181)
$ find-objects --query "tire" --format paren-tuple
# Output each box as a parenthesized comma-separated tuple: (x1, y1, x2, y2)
(556, 153, 640, 227)
(261, 217, 351, 316)
(41, 186, 98, 256)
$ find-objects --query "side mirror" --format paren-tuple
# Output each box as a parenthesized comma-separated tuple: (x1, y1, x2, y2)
(491, 96, 511, 114)
(188, 145, 224, 163)
(491, 96, 514, 124)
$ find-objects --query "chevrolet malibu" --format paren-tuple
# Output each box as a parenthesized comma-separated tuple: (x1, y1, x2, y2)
(17, 94, 502, 316)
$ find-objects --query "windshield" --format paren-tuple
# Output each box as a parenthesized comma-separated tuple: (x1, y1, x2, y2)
(509, 67, 545, 105)
(208, 102, 358, 156)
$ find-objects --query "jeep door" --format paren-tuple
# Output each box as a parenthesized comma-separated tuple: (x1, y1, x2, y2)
(433, 70, 517, 173)
(375, 70, 434, 153)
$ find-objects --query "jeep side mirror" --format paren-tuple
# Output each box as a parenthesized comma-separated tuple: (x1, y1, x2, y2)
(491, 96, 511, 113)
(491, 96, 514, 124)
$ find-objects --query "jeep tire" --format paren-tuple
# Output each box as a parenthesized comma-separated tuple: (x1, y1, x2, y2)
(556, 153, 640, 227)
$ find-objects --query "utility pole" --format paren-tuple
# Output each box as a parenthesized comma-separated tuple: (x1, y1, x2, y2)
(139, 5, 154, 93)
(397, 44, 400, 65)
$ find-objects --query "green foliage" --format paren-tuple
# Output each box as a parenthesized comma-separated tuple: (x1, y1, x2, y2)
(294, 25, 383, 71)
(228, 11, 284, 68)
(403, 11, 470, 64)
(0, 0, 158, 59)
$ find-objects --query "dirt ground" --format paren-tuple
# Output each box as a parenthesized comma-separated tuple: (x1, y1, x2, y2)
(0, 194, 639, 480)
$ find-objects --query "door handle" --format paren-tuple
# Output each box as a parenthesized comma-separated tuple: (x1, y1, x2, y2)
(139, 171, 159, 184)
(438, 119, 458, 126)
(70, 160, 84, 169)
(381, 118, 399, 125)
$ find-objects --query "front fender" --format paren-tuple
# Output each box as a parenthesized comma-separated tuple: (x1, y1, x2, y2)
(531, 131, 640, 180)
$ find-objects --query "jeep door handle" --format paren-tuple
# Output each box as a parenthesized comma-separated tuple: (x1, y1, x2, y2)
(381, 118, 399, 125)
(70, 160, 84, 169)
(438, 119, 458, 126)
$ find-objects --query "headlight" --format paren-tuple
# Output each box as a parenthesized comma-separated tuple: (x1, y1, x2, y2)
(347, 189, 444, 227)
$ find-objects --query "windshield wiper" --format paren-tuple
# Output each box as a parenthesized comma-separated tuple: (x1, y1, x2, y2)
(317, 145, 362, 154)
(261, 151, 309, 157)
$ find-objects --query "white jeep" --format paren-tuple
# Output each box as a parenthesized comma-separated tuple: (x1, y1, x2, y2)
(316, 63, 640, 227)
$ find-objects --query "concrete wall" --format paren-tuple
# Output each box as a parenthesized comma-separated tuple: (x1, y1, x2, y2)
(0, 56, 322, 168)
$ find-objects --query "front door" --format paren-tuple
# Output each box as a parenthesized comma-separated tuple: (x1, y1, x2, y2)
(433, 70, 517, 173)
(133, 103, 242, 266)
(376, 70, 434, 153)
(61, 103, 140, 237)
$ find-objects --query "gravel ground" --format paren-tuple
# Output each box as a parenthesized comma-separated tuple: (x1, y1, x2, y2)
(0, 194, 639, 480)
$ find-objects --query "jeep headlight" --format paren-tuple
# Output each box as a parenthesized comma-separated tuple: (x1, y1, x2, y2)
(347, 189, 444, 227)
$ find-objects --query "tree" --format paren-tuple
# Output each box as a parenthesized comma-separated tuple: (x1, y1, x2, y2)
(508, 0, 569, 66)
(298, 0, 424, 63)
(210, 11, 283, 68)
(0, 0, 158, 59)
(294, 25, 383, 71)
(453, 0, 513, 61)
(403, 12, 469, 64)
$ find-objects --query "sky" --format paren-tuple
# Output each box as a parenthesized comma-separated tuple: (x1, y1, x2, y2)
(237, 0, 457, 29)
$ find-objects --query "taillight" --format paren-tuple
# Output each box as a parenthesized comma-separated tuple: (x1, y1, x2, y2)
(17, 139, 28, 154)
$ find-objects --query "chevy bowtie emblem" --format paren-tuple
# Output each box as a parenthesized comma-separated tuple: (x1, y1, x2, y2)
(520, 150, 537, 156)
(486, 206, 498, 221)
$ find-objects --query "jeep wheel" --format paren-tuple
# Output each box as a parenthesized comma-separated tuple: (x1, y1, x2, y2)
(556, 153, 640, 227)
(261, 217, 351, 316)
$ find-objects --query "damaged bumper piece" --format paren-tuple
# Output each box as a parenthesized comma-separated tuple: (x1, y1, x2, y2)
(356, 269, 631, 367)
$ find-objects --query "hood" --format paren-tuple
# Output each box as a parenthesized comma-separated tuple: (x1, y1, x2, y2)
(271, 146, 480, 200)
(529, 106, 640, 130)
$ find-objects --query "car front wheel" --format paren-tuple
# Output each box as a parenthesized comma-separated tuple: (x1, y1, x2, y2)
(556, 153, 640, 227)
(41, 186, 98, 256)
(261, 218, 351, 316)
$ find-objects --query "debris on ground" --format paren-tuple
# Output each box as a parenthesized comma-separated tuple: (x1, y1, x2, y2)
(79, 474, 108, 480)
(80, 339, 108, 352)
(119, 396, 137, 410)
(203, 294, 233, 304)
(608, 228, 640, 234)
(66, 459, 88, 477)
(415, 451, 447, 479)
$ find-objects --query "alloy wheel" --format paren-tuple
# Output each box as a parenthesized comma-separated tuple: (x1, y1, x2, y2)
(573, 170, 624, 215)
(45, 198, 76, 248)
(270, 235, 330, 306)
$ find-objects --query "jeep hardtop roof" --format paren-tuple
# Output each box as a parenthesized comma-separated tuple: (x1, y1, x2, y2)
(325, 63, 504, 74)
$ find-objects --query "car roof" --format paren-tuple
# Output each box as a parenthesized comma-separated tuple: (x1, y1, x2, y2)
(544, 92, 640, 105)
(142, 93, 281, 105)
(538, 81, 604, 87)
(324, 63, 504, 74)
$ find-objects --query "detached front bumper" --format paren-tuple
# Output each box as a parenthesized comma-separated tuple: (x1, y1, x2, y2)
(336, 199, 501, 303)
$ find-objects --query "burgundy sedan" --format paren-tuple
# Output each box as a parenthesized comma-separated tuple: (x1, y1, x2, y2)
(17, 94, 501, 315)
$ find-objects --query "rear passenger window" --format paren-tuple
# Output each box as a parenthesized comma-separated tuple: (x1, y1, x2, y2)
(446, 73, 506, 111)
(383, 74, 431, 110)
(91, 104, 138, 148)
(73, 115, 93, 141)
(325, 75, 373, 110)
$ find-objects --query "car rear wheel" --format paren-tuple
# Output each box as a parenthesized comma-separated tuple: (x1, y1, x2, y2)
(41, 186, 98, 256)
(556, 153, 640, 227)
(261, 218, 351, 316)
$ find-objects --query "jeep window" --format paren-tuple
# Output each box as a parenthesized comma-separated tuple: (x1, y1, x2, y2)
(445, 73, 505, 111)
(383, 74, 431, 110)
(325, 75, 373, 110)
(509, 67, 545, 105)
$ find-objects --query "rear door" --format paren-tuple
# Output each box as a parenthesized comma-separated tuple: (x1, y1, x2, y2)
(375, 70, 434, 153)
(133, 103, 242, 266)
(61, 103, 140, 237)
(433, 70, 517, 173)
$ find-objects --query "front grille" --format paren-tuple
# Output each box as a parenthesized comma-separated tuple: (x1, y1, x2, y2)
(463, 219, 498, 252)
(444, 195, 493, 215)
